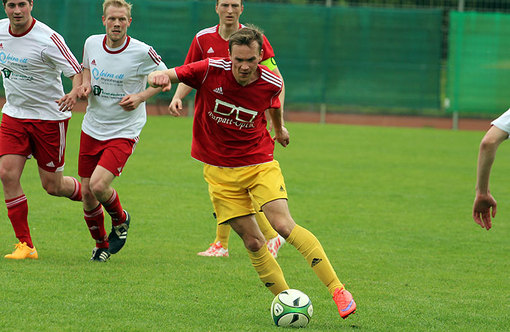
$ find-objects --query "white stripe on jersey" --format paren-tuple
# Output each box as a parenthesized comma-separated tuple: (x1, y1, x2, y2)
(261, 70, 283, 88)
(132, 136, 139, 154)
(50, 33, 81, 74)
(196, 26, 217, 38)
(209, 59, 231, 71)
(59, 121, 65, 162)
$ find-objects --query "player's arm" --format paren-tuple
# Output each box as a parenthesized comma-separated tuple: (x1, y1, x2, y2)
(55, 72, 82, 112)
(148, 68, 182, 115)
(119, 86, 163, 112)
(169, 83, 194, 114)
(473, 126, 508, 230)
(268, 107, 289, 147)
(78, 67, 92, 99)
(261, 58, 285, 134)
(261, 58, 285, 112)
(148, 68, 180, 90)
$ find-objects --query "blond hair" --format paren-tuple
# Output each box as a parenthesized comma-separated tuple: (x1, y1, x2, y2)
(103, 0, 132, 18)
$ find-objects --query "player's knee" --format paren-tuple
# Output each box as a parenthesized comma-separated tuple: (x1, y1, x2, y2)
(81, 189, 96, 203)
(0, 164, 18, 185)
(0, 166, 10, 183)
(89, 179, 108, 198)
(271, 219, 295, 238)
(244, 236, 266, 252)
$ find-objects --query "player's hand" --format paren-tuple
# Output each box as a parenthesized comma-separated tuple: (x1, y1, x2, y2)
(168, 98, 183, 117)
(55, 92, 77, 112)
(119, 94, 143, 111)
(148, 71, 171, 92)
(472, 192, 497, 230)
(273, 126, 290, 147)
(77, 84, 91, 100)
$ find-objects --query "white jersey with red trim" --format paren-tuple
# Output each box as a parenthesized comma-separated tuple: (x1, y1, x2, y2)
(0, 18, 81, 120)
(81, 34, 167, 140)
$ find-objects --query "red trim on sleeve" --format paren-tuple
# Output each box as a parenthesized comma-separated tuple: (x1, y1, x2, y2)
(50, 33, 82, 74)
(148, 47, 161, 65)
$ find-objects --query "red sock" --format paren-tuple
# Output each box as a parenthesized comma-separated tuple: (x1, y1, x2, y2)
(69, 177, 82, 202)
(5, 195, 33, 248)
(103, 189, 126, 226)
(84, 204, 108, 248)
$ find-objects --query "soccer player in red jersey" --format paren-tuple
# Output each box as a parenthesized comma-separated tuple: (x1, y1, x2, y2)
(0, 0, 83, 259)
(149, 26, 357, 320)
(170, 0, 285, 258)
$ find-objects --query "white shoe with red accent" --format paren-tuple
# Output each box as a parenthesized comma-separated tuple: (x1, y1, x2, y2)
(197, 241, 229, 257)
(266, 234, 285, 258)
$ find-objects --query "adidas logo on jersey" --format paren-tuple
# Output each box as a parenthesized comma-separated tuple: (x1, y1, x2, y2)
(207, 47, 214, 54)
(213, 87, 223, 95)
(91, 59, 96, 66)
(46, 161, 55, 167)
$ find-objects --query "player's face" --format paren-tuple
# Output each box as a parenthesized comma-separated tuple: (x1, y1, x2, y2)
(4, 0, 33, 32)
(102, 5, 132, 47)
(216, 0, 243, 26)
(230, 41, 263, 86)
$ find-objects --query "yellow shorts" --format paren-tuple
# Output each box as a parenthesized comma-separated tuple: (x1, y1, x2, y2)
(203, 160, 288, 224)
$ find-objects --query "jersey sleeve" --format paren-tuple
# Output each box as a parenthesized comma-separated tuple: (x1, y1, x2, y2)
(44, 32, 82, 77)
(138, 46, 168, 75)
(492, 109, 510, 137)
(82, 37, 91, 70)
(270, 89, 282, 109)
(174, 59, 210, 89)
(184, 36, 203, 65)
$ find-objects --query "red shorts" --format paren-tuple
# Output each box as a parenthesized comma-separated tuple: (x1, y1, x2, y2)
(0, 113, 69, 172)
(78, 131, 138, 178)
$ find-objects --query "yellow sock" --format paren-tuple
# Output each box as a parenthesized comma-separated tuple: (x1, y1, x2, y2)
(214, 223, 231, 249)
(255, 211, 278, 240)
(286, 224, 344, 295)
(247, 245, 289, 295)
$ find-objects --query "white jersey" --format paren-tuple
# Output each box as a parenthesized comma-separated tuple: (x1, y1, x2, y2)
(81, 34, 167, 140)
(491, 109, 510, 136)
(0, 18, 81, 120)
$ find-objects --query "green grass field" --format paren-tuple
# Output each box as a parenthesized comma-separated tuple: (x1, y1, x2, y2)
(1, 114, 509, 331)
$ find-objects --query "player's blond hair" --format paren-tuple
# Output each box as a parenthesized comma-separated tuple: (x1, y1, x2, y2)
(229, 25, 264, 53)
(103, 0, 132, 18)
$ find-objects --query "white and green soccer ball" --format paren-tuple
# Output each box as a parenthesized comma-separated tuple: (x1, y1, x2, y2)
(271, 289, 313, 328)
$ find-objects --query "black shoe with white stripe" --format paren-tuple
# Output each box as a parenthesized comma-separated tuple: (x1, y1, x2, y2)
(108, 210, 130, 254)
(90, 247, 111, 262)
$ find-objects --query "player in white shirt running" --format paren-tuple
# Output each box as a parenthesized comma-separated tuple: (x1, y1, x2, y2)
(77, 0, 167, 262)
(0, 0, 83, 260)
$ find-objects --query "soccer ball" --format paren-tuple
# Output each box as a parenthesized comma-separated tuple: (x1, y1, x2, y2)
(271, 289, 313, 327)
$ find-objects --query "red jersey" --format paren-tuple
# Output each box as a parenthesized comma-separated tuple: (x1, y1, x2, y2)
(184, 24, 275, 64)
(175, 58, 283, 167)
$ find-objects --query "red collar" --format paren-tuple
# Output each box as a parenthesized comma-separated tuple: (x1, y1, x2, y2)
(9, 18, 36, 37)
(102, 35, 130, 54)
